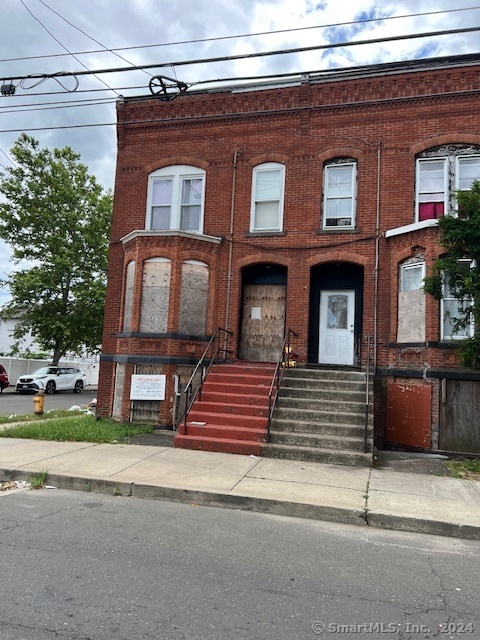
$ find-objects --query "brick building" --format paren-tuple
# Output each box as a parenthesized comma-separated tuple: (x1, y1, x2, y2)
(98, 53, 480, 454)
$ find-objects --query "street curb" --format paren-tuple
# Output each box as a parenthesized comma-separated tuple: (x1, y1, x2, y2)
(2, 467, 479, 540)
(130, 482, 368, 527)
(366, 512, 480, 541)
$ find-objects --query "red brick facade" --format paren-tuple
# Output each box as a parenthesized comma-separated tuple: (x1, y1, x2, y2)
(98, 54, 480, 452)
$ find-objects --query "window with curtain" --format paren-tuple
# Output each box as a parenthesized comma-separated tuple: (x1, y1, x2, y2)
(415, 148, 480, 222)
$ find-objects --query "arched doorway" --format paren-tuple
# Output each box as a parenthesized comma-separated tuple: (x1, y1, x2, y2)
(308, 262, 364, 366)
(238, 264, 287, 362)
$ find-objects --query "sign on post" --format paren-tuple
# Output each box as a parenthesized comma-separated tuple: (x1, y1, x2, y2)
(130, 374, 166, 400)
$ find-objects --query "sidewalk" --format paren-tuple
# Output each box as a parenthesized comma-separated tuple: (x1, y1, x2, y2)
(1, 437, 479, 540)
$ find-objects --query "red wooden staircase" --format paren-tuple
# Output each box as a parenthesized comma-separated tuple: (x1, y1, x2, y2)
(173, 362, 275, 455)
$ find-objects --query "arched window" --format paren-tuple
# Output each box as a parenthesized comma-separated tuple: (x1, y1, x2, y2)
(139, 258, 171, 333)
(146, 165, 206, 233)
(250, 162, 285, 232)
(178, 260, 209, 335)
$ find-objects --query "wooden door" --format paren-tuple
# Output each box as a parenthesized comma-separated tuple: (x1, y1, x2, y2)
(239, 284, 286, 362)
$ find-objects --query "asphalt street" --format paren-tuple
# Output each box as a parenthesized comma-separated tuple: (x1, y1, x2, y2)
(0, 488, 479, 640)
(0, 387, 97, 416)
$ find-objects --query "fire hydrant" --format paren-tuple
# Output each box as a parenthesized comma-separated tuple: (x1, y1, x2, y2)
(33, 389, 46, 415)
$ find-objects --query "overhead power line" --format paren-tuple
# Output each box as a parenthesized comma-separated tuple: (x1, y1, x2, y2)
(35, 0, 151, 78)
(0, 5, 479, 64)
(19, 0, 120, 96)
(3, 25, 480, 84)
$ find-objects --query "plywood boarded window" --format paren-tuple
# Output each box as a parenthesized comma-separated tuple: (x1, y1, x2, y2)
(178, 260, 209, 336)
(139, 258, 171, 333)
(123, 261, 135, 332)
(397, 260, 425, 342)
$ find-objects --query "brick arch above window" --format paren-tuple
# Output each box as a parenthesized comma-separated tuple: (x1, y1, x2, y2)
(144, 156, 210, 174)
(248, 153, 289, 167)
(317, 148, 362, 164)
(411, 134, 480, 155)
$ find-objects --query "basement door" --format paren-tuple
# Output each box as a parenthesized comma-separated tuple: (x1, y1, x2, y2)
(319, 290, 355, 365)
(239, 284, 286, 362)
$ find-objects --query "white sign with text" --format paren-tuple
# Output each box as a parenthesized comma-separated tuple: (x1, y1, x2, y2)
(130, 374, 166, 400)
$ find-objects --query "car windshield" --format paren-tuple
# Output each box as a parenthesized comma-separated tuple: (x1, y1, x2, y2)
(33, 367, 58, 375)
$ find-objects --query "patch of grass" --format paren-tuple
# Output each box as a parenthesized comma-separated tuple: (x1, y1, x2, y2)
(0, 409, 75, 424)
(0, 415, 154, 443)
(446, 458, 480, 480)
(30, 469, 48, 489)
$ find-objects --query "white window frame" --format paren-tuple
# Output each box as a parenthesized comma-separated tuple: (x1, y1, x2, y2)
(250, 162, 285, 232)
(415, 153, 480, 222)
(146, 165, 205, 233)
(415, 157, 448, 223)
(400, 262, 425, 292)
(323, 162, 357, 230)
(441, 259, 475, 341)
(456, 155, 480, 192)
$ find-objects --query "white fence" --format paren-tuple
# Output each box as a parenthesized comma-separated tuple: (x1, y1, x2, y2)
(0, 357, 99, 388)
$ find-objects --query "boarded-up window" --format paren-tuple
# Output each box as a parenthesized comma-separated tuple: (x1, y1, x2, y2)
(397, 261, 425, 342)
(139, 258, 171, 333)
(123, 261, 135, 332)
(178, 260, 209, 335)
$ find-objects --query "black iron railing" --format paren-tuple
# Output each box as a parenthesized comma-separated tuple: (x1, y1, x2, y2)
(267, 329, 298, 440)
(174, 328, 232, 434)
(364, 334, 373, 453)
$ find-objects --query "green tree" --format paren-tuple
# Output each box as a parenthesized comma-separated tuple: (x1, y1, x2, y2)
(0, 134, 112, 364)
(424, 180, 480, 369)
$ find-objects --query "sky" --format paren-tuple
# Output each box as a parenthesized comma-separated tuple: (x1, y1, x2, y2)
(0, 0, 479, 306)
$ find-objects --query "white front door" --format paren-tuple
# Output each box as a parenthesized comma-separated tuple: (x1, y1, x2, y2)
(319, 290, 355, 365)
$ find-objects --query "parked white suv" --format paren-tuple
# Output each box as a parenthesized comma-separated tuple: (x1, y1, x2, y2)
(16, 366, 87, 394)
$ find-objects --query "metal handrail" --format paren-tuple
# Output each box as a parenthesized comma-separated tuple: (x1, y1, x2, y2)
(175, 327, 232, 434)
(364, 334, 373, 454)
(267, 329, 298, 440)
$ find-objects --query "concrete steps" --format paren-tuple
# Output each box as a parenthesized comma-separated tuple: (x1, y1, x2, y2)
(173, 362, 274, 455)
(265, 368, 373, 466)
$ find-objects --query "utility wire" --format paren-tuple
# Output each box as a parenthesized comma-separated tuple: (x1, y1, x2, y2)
(19, 0, 120, 96)
(4, 25, 480, 83)
(35, 0, 152, 78)
(1, 5, 479, 64)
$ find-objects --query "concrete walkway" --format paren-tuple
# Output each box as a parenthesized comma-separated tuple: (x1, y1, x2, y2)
(1, 437, 479, 540)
